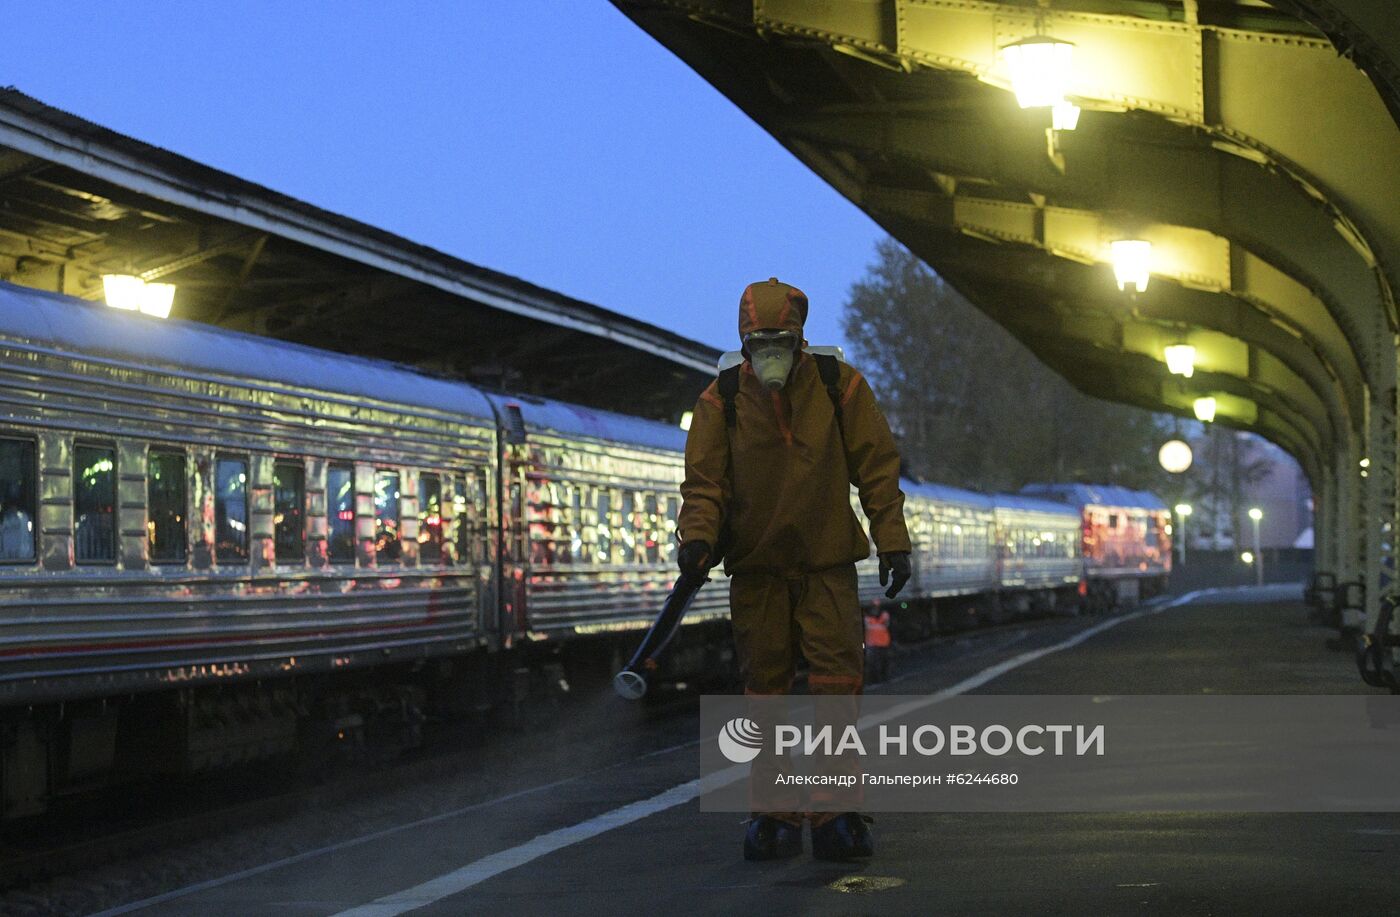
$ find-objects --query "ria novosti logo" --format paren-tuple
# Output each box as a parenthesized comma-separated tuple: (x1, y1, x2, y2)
(717, 717, 764, 763)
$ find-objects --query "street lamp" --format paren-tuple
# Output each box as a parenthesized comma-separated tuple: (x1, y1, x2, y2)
(1192, 396, 1217, 423)
(1174, 503, 1192, 566)
(1248, 507, 1263, 586)
(1158, 439, 1192, 474)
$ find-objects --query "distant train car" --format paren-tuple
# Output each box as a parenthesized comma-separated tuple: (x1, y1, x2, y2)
(1019, 483, 1172, 608)
(991, 494, 1083, 616)
(853, 481, 996, 637)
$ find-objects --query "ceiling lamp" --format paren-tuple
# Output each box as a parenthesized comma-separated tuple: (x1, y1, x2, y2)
(1000, 35, 1075, 109)
(1111, 240, 1152, 293)
(102, 274, 176, 318)
(1163, 343, 1196, 378)
(1158, 439, 1193, 474)
(1193, 396, 1217, 423)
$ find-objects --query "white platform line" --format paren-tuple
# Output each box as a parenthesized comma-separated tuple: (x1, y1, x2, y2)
(327, 589, 1210, 917)
(332, 780, 704, 917)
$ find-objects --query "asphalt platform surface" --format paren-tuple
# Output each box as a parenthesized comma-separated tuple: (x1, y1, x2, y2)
(80, 584, 1400, 917)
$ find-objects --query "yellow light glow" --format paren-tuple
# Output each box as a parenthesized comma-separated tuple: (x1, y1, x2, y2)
(1158, 439, 1193, 474)
(1360, 457, 1371, 468)
(1163, 343, 1196, 378)
(1000, 36, 1074, 109)
(1193, 396, 1217, 423)
(101, 274, 176, 318)
(1111, 240, 1152, 293)
(679, 411, 693, 431)
(1174, 503, 1193, 517)
(1240, 551, 1255, 564)
(1051, 101, 1081, 131)
(1248, 507, 1263, 521)
(101, 274, 144, 310)
(141, 282, 176, 318)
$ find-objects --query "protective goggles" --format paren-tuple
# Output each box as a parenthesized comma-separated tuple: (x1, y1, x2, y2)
(742, 329, 799, 351)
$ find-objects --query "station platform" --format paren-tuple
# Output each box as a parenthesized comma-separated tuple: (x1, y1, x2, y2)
(86, 585, 1398, 917)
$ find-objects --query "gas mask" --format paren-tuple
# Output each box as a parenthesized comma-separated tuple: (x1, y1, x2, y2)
(745, 330, 799, 390)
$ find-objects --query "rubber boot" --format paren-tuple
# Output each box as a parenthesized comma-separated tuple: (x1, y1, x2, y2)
(743, 815, 803, 861)
(811, 812, 874, 861)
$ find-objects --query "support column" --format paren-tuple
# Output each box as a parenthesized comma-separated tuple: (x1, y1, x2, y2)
(1335, 438, 1361, 629)
(1363, 333, 1398, 636)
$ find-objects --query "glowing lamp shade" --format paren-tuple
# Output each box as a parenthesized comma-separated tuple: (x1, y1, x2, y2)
(1248, 507, 1263, 522)
(1111, 240, 1152, 292)
(1174, 503, 1193, 517)
(101, 274, 144, 311)
(1000, 36, 1074, 109)
(1240, 551, 1255, 565)
(679, 411, 693, 431)
(1192, 396, 1218, 423)
(1163, 343, 1196, 378)
(1051, 101, 1081, 131)
(1158, 439, 1193, 474)
(101, 274, 176, 318)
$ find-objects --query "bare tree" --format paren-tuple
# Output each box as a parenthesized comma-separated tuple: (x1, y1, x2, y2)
(843, 238, 1171, 492)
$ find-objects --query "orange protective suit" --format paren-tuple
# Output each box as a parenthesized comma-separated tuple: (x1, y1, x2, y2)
(678, 277, 911, 823)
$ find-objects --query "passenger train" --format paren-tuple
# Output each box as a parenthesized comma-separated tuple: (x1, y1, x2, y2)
(0, 282, 1168, 815)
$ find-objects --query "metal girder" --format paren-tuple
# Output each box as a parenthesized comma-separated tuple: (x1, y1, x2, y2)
(1271, 1, 1400, 131)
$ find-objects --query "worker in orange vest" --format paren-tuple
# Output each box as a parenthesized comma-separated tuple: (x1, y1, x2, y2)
(864, 607, 892, 684)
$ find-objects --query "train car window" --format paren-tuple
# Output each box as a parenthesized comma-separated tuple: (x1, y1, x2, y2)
(573, 485, 591, 564)
(273, 461, 305, 562)
(215, 457, 249, 563)
(596, 489, 612, 563)
(619, 491, 635, 563)
(328, 464, 355, 562)
(663, 495, 679, 563)
(75, 444, 117, 563)
(148, 450, 186, 564)
(0, 436, 36, 560)
(553, 482, 572, 564)
(418, 473, 443, 564)
(0, 438, 36, 562)
(375, 470, 401, 561)
(644, 494, 659, 564)
(474, 468, 490, 565)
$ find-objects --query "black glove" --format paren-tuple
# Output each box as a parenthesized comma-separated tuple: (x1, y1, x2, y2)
(677, 540, 712, 578)
(879, 552, 911, 599)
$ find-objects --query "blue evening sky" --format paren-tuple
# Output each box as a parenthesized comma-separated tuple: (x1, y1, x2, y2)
(4, 2, 884, 356)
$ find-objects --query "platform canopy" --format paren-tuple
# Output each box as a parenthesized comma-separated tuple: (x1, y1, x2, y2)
(613, 0, 1400, 627)
(0, 90, 718, 419)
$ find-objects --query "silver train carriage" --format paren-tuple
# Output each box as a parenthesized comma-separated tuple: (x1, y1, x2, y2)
(0, 282, 500, 709)
(854, 484, 1083, 633)
(990, 494, 1083, 616)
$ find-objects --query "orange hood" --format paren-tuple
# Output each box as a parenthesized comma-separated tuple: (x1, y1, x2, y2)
(738, 277, 808, 342)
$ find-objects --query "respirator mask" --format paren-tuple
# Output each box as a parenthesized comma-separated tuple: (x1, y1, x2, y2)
(744, 329, 799, 390)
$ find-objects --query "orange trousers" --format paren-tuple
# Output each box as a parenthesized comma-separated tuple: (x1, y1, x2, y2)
(731, 565, 864, 825)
